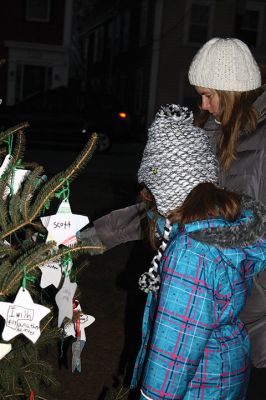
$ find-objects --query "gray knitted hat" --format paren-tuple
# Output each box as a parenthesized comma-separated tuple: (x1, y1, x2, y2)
(188, 37, 261, 91)
(138, 104, 219, 216)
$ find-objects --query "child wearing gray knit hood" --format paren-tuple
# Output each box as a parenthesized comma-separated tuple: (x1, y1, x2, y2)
(130, 103, 266, 400)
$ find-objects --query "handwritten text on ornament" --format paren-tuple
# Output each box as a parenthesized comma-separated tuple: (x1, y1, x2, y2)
(53, 221, 71, 229)
(6, 305, 39, 335)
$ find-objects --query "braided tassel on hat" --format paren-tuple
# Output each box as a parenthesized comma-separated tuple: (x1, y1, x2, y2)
(139, 219, 172, 293)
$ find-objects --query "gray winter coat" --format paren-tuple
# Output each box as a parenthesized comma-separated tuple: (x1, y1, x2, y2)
(203, 88, 266, 368)
(82, 89, 266, 367)
(203, 87, 266, 201)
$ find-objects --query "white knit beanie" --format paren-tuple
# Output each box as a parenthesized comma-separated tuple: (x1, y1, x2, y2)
(138, 104, 219, 216)
(188, 37, 261, 91)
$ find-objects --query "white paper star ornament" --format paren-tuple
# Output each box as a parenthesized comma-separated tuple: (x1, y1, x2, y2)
(0, 155, 12, 177)
(55, 275, 77, 327)
(0, 287, 51, 343)
(0, 343, 12, 360)
(13, 168, 30, 192)
(64, 311, 95, 341)
(78, 313, 95, 341)
(40, 199, 89, 246)
(64, 320, 76, 338)
(39, 261, 62, 288)
(4, 168, 30, 198)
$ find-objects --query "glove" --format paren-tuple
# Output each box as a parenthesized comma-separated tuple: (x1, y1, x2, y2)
(79, 226, 106, 255)
(93, 202, 146, 250)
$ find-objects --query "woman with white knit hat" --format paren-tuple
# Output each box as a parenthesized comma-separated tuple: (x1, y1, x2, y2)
(130, 104, 266, 399)
(188, 38, 266, 396)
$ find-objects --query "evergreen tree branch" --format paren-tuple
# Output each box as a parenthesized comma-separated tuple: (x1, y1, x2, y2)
(0, 129, 25, 230)
(1, 243, 105, 296)
(9, 191, 22, 228)
(0, 165, 12, 231)
(11, 129, 25, 164)
(0, 133, 98, 240)
(31, 132, 97, 219)
(0, 126, 100, 398)
(20, 166, 44, 221)
(0, 122, 29, 143)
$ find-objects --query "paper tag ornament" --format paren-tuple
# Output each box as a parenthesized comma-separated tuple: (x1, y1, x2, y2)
(40, 199, 89, 246)
(4, 168, 30, 198)
(72, 339, 86, 372)
(0, 155, 12, 177)
(0, 343, 12, 360)
(13, 169, 30, 192)
(64, 311, 95, 341)
(0, 287, 51, 343)
(55, 275, 77, 327)
(39, 261, 62, 288)
(62, 259, 73, 276)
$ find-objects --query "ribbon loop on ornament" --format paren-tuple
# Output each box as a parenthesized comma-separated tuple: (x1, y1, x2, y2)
(22, 265, 36, 290)
(3, 134, 13, 155)
(55, 179, 70, 201)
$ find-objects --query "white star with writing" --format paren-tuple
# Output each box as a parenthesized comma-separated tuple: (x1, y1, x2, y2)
(0, 287, 51, 343)
(39, 261, 62, 289)
(40, 199, 89, 246)
(64, 305, 95, 341)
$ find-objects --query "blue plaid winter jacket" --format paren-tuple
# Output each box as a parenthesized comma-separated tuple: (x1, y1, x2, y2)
(131, 203, 266, 399)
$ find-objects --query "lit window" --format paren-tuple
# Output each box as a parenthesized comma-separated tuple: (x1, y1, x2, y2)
(26, 0, 51, 22)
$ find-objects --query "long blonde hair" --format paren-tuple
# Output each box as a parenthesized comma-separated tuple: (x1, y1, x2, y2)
(194, 88, 263, 170)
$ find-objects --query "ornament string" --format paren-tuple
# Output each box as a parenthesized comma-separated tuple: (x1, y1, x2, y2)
(55, 179, 70, 201)
(3, 134, 13, 155)
(22, 265, 36, 290)
(41, 179, 70, 216)
(61, 253, 73, 277)
(43, 199, 51, 212)
(73, 300, 81, 338)
(75, 311, 81, 338)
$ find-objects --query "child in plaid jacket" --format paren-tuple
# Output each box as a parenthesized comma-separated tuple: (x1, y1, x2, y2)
(130, 105, 266, 399)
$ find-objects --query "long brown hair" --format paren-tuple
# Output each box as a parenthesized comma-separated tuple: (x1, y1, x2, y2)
(194, 88, 263, 170)
(168, 182, 241, 225)
(144, 182, 241, 247)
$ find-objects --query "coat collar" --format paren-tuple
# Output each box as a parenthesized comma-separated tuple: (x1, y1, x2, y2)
(155, 195, 266, 249)
(187, 196, 266, 248)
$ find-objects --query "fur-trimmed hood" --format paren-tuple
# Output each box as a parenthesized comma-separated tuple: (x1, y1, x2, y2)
(141, 196, 266, 294)
(190, 195, 266, 248)
(154, 195, 266, 249)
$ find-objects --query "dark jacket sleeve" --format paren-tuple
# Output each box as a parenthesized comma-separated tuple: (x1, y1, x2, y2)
(93, 202, 146, 249)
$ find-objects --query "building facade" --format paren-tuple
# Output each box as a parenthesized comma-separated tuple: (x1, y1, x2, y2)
(153, 0, 266, 122)
(0, 0, 73, 105)
(84, 0, 266, 136)
(82, 0, 156, 138)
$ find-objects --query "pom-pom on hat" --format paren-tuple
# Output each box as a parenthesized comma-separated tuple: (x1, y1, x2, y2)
(188, 37, 261, 91)
(138, 104, 219, 216)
